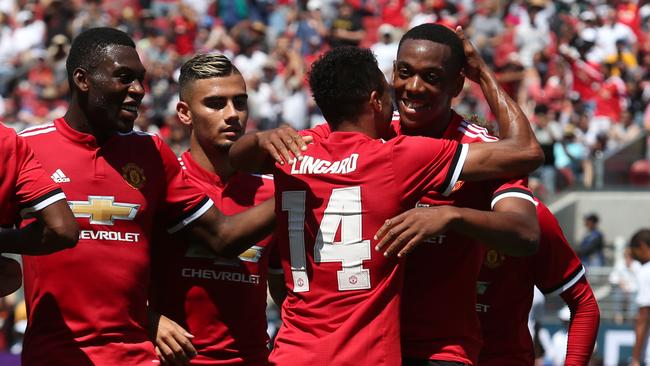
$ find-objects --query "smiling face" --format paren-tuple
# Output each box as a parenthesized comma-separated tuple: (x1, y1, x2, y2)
(393, 39, 464, 135)
(84, 45, 145, 134)
(180, 73, 248, 151)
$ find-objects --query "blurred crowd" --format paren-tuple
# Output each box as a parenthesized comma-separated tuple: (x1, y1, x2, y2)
(1, 0, 650, 199)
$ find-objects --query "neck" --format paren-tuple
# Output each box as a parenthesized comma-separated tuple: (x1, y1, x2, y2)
(189, 134, 235, 182)
(64, 97, 114, 144)
(335, 115, 381, 139)
(402, 109, 453, 138)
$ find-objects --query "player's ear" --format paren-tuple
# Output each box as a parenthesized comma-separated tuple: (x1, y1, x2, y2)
(176, 101, 192, 127)
(370, 90, 382, 113)
(73, 68, 89, 92)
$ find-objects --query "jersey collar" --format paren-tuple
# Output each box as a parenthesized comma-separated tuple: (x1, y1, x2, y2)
(180, 151, 227, 189)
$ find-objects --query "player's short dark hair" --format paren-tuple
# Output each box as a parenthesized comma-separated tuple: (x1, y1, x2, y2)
(630, 229, 650, 248)
(398, 23, 465, 74)
(178, 53, 241, 101)
(308, 46, 385, 127)
(66, 27, 136, 88)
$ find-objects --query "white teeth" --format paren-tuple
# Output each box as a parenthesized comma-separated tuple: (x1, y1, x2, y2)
(122, 106, 138, 112)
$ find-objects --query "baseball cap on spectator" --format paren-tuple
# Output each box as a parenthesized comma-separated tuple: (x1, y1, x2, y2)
(378, 24, 394, 38)
(504, 14, 520, 26)
(307, 0, 322, 12)
(580, 11, 596, 22)
(15, 10, 34, 24)
(528, 0, 547, 9)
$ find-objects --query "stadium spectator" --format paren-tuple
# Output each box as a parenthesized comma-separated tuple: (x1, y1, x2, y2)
(149, 52, 284, 365)
(578, 213, 605, 267)
(373, 23, 541, 366)
(531, 104, 562, 196)
(630, 229, 650, 366)
(17, 27, 275, 365)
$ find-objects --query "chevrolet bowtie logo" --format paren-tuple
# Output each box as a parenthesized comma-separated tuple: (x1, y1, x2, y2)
(69, 196, 140, 225)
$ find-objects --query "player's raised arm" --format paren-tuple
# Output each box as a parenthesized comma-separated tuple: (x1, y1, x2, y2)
(455, 26, 543, 179)
(229, 126, 312, 173)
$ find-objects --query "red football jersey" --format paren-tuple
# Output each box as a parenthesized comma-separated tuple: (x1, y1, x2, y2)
(270, 131, 466, 366)
(0, 124, 65, 226)
(150, 151, 278, 366)
(477, 200, 584, 366)
(399, 112, 534, 365)
(19, 119, 213, 366)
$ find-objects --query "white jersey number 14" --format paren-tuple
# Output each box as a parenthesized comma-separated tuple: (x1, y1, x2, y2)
(282, 186, 371, 292)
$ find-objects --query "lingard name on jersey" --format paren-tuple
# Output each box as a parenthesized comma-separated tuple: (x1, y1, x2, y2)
(291, 153, 359, 175)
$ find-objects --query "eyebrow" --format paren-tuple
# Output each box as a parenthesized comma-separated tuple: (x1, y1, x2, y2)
(202, 94, 248, 102)
(395, 62, 445, 73)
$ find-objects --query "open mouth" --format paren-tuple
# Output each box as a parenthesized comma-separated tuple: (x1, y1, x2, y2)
(400, 99, 430, 114)
(121, 105, 139, 114)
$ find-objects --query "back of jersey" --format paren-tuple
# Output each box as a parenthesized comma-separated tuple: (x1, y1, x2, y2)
(270, 131, 464, 366)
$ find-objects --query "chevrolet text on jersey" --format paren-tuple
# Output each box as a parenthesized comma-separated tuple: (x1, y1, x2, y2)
(290, 153, 359, 175)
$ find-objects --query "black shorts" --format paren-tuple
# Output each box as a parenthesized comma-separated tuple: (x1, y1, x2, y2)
(402, 358, 469, 366)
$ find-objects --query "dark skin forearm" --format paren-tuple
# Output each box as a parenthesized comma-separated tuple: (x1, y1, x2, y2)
(374, 198, 538, 257)
(449, 203, 539, 257)
(181, 199, 276, 258)
(1, 199, 79, 255)
(229, 126, 311, 174)
(633, 307, 650, 364)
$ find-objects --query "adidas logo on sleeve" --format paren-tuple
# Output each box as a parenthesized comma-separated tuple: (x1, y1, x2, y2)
(51, 169, 71, 183)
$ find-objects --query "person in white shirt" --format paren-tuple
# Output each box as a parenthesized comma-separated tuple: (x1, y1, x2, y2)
(629, 229, 650, 366)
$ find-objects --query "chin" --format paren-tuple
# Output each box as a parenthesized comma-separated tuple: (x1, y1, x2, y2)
(117, 121, 135, 133)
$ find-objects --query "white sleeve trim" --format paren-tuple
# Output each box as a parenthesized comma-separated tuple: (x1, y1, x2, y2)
(167, 198, 214, 234)
(442, 143, 468, 196)
(491, 192, 537, 210)
(20, 192, 67, 218)
(547, 266, 586, 297)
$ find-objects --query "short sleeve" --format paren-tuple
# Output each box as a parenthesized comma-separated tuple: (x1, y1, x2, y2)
(12, 131, 65, 217)
(489, 177, 535, 209)
(156, 139, 214, 233)
(391, 136, 467, 202)
(534, 202, 585, 296)
(637, 266, 650, 307)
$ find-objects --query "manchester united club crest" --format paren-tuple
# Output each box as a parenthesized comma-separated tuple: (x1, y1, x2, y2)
(483, 249, 506, 269)
(122, 163, 146, 189)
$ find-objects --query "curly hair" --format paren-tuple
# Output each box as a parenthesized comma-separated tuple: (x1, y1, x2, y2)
(66, 27, 136, 87)
(308, 46, 385, 127)
(178, 53, 240, 101)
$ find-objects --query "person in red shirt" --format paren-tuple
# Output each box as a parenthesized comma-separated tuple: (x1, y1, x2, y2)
(369, 23, 540, 366)
(476, 199, 599, 366)
(148, 53, 284, 365)
(0, 123, 78, 297)
(229, 46, 542, 366)
(18, 28, 274, 366)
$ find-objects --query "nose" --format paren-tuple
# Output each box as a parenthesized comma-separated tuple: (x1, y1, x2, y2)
(128, 79, 145, 102)
(223, 100, 239, 122)
(405, 75, 425, 94)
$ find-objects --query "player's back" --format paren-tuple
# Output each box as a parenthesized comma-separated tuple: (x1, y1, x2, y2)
(271, 131, 463, 366)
